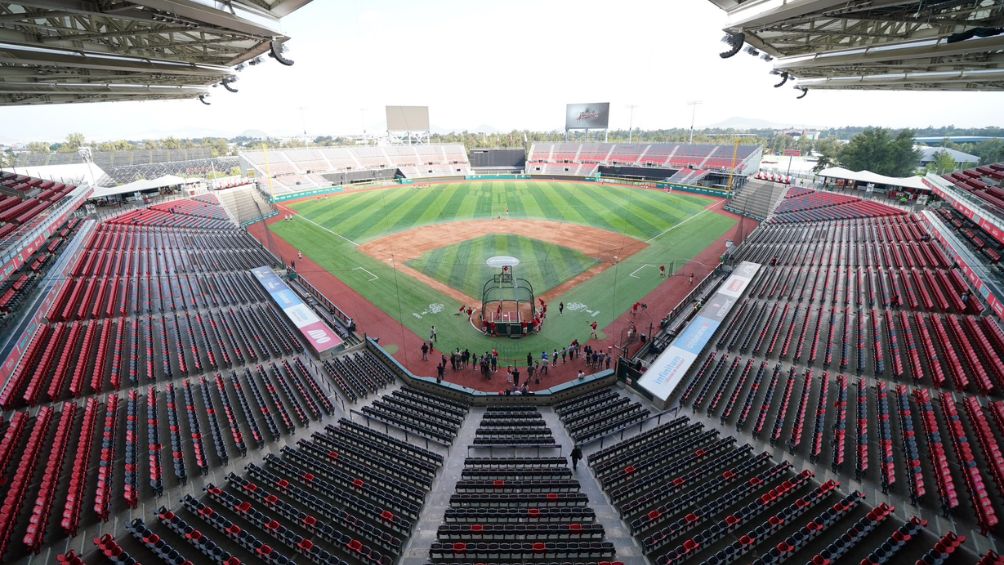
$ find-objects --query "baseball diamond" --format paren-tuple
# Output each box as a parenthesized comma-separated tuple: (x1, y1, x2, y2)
(269, 180, 736, 371)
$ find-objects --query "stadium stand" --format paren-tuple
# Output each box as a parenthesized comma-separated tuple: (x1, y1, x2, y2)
(214, 184, 277, 226)
(942, 162, 1004, 217)
(103, 157, 244, 185)
(725, 179, 790, 220)
(240, 144, 473, 194)
(526, 142, 763, 179)
(431, 407, 616, 563)
(637, 188, 1004, 546)
(0, 199, 365, 563)
(475, 405, 555, 446)
(14, 148, 218, 169)
(0, 172, 78, 241)
(584, 408, 958, 563)
(935, 204, 1004, 269)
(770, 188, 906, 223)
(555, 388, 650, 444)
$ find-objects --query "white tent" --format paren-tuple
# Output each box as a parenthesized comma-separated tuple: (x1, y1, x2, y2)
(90, 175, 196, 199)
(817, 167, 929, 191)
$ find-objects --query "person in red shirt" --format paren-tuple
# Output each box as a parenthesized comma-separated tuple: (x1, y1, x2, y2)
(590, 320, 598, 339)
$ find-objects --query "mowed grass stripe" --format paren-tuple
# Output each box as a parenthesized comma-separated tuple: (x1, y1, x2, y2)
(503, 183, 527, 217)
(434, 184, 476, 226)
(546, 183, 646, 238)
(292, 182, 715, 242)
(558, 184, 634, 235)
(366, 186, 448, 239)
(316, 188, 406, 238)
(535, 182, 592, 226)
(578, 185, 679, 239)
(518, 182, 552, 220)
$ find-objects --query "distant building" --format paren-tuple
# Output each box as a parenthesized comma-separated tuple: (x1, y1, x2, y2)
(916, 146, 979, 168)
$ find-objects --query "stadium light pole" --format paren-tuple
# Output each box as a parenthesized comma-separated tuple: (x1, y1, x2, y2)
(687, 101, 702, 144)
(627, 104, 638, 143)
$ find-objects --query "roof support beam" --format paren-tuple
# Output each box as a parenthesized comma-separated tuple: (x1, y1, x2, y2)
(0, 40, 234, 76)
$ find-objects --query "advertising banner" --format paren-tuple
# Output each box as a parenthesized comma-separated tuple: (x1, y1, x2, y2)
(638, 261, 761, 400)
(250, 266, 342, 353)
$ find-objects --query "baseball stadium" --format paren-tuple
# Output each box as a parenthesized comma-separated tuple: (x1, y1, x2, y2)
(1, 1, 1004, 565)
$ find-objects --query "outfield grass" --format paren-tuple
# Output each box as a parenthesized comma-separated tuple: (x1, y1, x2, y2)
(406, 234, 597, 299)
(288, 181, 711, 242)
(271, 181, 736, 364)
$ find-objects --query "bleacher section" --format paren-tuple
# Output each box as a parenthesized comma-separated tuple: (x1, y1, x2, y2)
(103, 156, 244, 185)
(241, 144, 473, 194)
(650, 202, 1004, 543)
(725, 179, 789, 221)
(0, 198, 373, 563)
(555, 388, 650, 444)
(526, 142, 763, 179)
(360, 385, 468, 446)
(475, 405, 555, 446)
(586, 412, 960, 564)
(50, 381, 460, 565)
(771, 188, 905, 223)
(936, 205, 1004, 269)
(0, 216, 81, 322)
(430, 406, 616, 563)
(144, 415, 445, 565)
(0, 172, 77, 242)
(321, 350, 397, 403)
(942, 162, 1004, 215)
(0, 199, 293, 410)
(214, 184, 276, 225)
(7, 148, 1004, 565)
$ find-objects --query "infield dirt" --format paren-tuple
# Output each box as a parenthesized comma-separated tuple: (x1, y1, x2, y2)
(356, 218, 648, 306)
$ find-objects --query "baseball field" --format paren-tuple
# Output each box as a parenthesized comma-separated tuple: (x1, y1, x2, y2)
(269, 180, 736, 365)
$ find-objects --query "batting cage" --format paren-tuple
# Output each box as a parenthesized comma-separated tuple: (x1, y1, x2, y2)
(480, 267, 536, 337)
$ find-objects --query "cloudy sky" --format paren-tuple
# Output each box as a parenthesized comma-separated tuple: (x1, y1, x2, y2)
(2, 0, 1003, 143)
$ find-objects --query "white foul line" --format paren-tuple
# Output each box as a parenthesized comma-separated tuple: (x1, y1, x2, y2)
(352, 267, 379, 281)
(629, 264, 655, 279)
(296, 213, 360, 247)
(646, 199, 727, 243)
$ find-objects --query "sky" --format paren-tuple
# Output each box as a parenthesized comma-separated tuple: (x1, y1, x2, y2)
(2, 0, 1004, 143)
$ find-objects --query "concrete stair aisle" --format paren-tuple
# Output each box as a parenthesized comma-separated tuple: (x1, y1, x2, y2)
(399, 406, 485, 564)
(542, 407, 650, 564)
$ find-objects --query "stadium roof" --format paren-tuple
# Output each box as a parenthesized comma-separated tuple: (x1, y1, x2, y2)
(1, 161, 104, 185)
(709, 0, 1004, 93)
(0, 0, 311, 106)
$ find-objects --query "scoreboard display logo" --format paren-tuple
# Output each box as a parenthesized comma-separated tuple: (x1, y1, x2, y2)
(566, 102, 610, 129)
